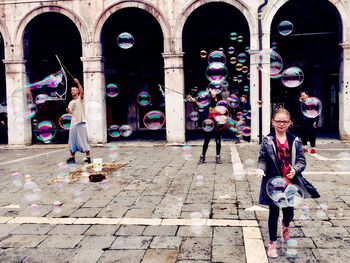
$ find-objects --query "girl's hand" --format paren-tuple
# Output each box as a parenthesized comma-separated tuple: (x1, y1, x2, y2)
(286, 167, 296, 179)
(255, 168, 265, 178)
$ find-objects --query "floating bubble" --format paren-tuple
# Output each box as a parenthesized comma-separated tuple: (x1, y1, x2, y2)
(246, 110, 252, 120)
(216, 100, 228, 108)
(219, 47, 224, 52)
(227, 47, 235, 54)
(300, 204, 310, 221)
(236, 111, 243, 119)
(73, 190, 82, 203)
(53, 200, 63, 214)
(259, 50, 284, 78)
(237, 75, 243, 83)
(58, 162, 69, 170)
(35, 94, 48, 105)
(214, 115, 228, 125)
(30, 204, 41, 216)
(108, 124, 121, 138)
(237, 53, 247, 63)
(200, 50, 207, 58)
(266, 177, 304, 208)
(271, 41, 278, 50)
(108, 145, 119, 160)
(24, 103, 37, 119)
(202, 119, 215, 132)
(206, 63, 228, 85)
(227, 94, 240, 108)
(301, 97, 322, 118)
(25, 188, 42, 202)
(196, 91, 211, 108)
(278, 20, 294, 36)
(143, 110, 165, 130)
(100, 179, 109, 190)
(119, 124, 133, 137)
(281, 67, 304, 88)
(242, 66, 249, 74)
(58, 114, 72, 130)
(235, 63, 243, 71)
(243, 86, 249, 92)
(208, 51, 226, 64)
(237, 35, 244, 42)
(247, 73, 250, 80)
(106, 83, 119, 98)
(271, 51, 284, 78)
(189, 111, 199, 121)
(222, 80, 229, 89)
(11, 172, 23, 187)
(227, 117, 238, 133)
(34, 120, 57, 143)
(86, 101, 102, 121)
(230, 32, 238, 41)
(283, 239, 298, 257)
(190, 211, 205, 234)
(137, 91, 151, 106)
(117, 32, 134, 49)
(208, 83, 223, 95)
(182, 144, 192, 160)
(245, 46, 250, 53)
(236, 120, 246, 130)
(230, 57, 237, 64)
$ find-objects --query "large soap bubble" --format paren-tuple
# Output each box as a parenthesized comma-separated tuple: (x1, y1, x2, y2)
(301, 97, 322, 118)
(281, 67, 304, 88)
(117, 32, 134, 49)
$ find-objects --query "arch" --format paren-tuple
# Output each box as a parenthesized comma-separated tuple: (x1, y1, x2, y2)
(0, 22, 11, 48)
(93, 0, 170, 44)
(14, 5, 89, 57)
(263, 0, 349, 37)
(176, 0, 256, 47)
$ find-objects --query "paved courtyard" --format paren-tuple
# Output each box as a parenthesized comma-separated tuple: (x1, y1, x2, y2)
(0, 139, 349, 262)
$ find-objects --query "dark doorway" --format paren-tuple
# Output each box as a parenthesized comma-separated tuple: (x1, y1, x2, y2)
(183, 2, 250, 141)
(23, 12, 82, 144)
(271, 0, 342, 137)
(101, 8, 165, 141)
(0, 33, 6, 144)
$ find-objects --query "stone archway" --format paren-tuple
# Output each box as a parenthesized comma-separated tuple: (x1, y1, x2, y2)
(266, 0, 343, 138)
(15, 5, 88, 57)
(93, 1, 170, 52)
(182, 1, 251, 141)
(100, 7, 165, 141)
(22, 12, 83, 144)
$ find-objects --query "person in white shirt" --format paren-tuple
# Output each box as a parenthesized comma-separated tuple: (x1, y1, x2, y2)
(66, 78, 91, 164)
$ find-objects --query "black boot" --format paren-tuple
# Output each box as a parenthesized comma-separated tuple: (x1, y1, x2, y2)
(198, 155, 205, 164)
(215, 155, 222, 164)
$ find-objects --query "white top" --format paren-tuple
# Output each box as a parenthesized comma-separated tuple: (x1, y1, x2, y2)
(68, 96, 85, 127)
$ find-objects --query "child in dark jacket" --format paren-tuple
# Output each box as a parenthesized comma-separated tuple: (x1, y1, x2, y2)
(255, 108, 306, 258)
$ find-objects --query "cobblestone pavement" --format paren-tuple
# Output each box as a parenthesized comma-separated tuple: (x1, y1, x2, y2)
(0, 139, 349, 263)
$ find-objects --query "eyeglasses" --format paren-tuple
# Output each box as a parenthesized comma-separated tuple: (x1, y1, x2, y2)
(274, 120, 290, 125)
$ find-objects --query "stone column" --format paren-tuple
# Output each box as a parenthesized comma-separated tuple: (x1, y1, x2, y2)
(261, 32, 272, 137)
(80, 56, 107, 144)
(162, 52, 185, 144)
(3, 59, 32, 145)
(249, 32, 260, 142)
(249, 31, 271, 141)
(339, 42, 350, 140)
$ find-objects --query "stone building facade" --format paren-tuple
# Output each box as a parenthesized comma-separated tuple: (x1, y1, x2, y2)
(0, 0, 350, 145)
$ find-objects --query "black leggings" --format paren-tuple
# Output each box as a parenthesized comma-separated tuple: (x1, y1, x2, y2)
(201, 129, 222, 156)
(268, 205, 294, 241)
(300, 125, 316, 147)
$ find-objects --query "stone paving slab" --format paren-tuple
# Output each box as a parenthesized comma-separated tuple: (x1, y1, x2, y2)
(0, 143, 349, 262)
